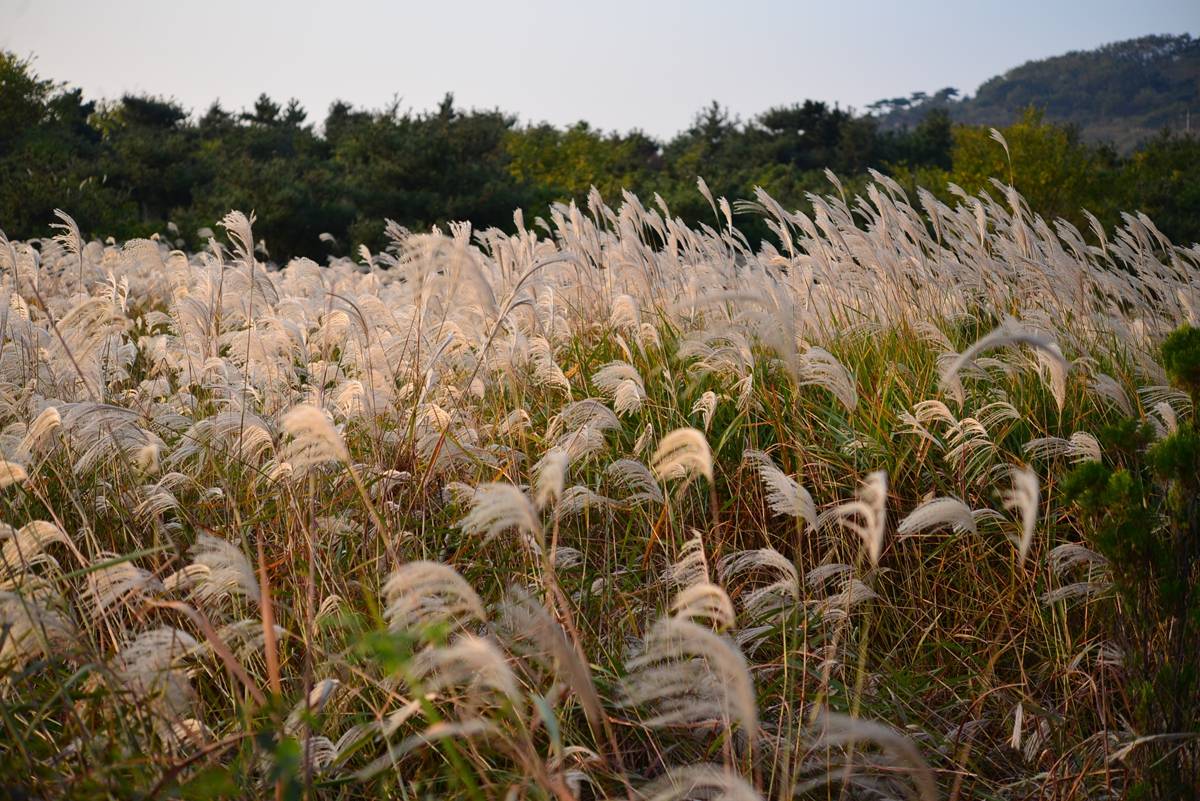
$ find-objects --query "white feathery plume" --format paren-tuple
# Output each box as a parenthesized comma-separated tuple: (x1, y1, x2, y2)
(1003, 466, 1040, 563)
(805, 563, 854, 589)
(219, 210, 257, 266)
(811, 711, 938, 801)
(1048, 542, 1107, 577)
(0, 461, 27, 489)
(161, 564, 210, 595)
(285, 677, 342, 734)
(494, 587, 603, 726)
(50, 208, 84, 275)
(1, 521, 72, 578)
(897, 411, 938, 445)
(0, 586, 74, 665)
(592, 360, 646, 416)
(692, 390, 718, 431)
(83, 556, 162, 615)
(663, 531, 709, 588)
(555, 423, 607, 465)
(1041, 580, 1110, 605)
(604, 458, 664, 504)
(1068, 431, 1102, 462)
(1089, 373, 1133, 416)
(812, 578, 877, 623)
(1034, 345, 1069, 410)
(817, 471, 888, 567)
(533, 446, 569, 509)
(528, 336, 573, 396)
(280, 404, 349, 470)
(639, 765, 762, 801)
(671, 582, 736, 631)
(1022, 436, 1073, 461)
(913, 399, 958, 427)
(442, 481, 477, 507)
(798, 347, 857, 412)
(634, 422, 655, 456)
(555, 485, 617, 518)
(551, 546, 584, 569)
(652, 427, 714, 483)
(719, 548, 800, 622)
(1152, 401, 1178, 435)
(457, 483, 542, 547)
(382, 561, 486, 636)
(896, 496, 977, 536)
(940, 319, 1069, 401)
(354, 719, 497, 780)
(742, 449, 816, 527)
(621, 616, 758, 734)
(547, 398, 620, 439)
(609, 294, 641, 329)
(218, 617, 285, 662)
(407, 635, 520, 707)
(188, 533, 260, 608)
(14, 406, 62, 462)
(1010, 702, 1024, 751)
(115, 627, 200, 724)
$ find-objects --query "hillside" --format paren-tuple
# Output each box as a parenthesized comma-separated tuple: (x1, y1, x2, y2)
(874, 34, 1200, 150)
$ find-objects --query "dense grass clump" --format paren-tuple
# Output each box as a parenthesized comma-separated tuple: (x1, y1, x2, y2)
(0, 179, 1197, 799)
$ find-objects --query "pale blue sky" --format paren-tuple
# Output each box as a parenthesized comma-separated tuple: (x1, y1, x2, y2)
(2, 0, 1196, 138)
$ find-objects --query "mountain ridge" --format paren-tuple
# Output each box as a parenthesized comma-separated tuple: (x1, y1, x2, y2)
(871, 33, 1199, 150)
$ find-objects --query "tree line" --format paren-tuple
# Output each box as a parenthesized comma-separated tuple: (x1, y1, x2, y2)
(2, 50, 1198, 262)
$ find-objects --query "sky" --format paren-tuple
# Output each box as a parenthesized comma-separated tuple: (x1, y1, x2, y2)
(2, 0, 1196, 139)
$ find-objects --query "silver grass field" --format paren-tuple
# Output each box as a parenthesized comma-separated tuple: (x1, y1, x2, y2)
(0, 173, 1197, 799)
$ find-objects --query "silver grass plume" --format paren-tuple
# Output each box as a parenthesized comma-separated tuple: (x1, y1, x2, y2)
(639, 765, 762, 801)
(456, 482, 542, 548)
(719, 548, 800, 624)
(83, 556, 163, 615)
(663, 531, 710, 588)
(219, 210, 257, 267)
(592, 360, 646, 416)
(1, 521, 72, 578)
(940, 319, 1070, 403)
(494, 587, 603, 727)
(810, 711, 937, 801)
(896, 496, 977, 536)
(187, 533, 260, 608)
(692, 390, 718, 431)
(620, 616, 757, 734)
(555, 485, 617, 518)
(0, 586, 74, 666)
(0, 461, 27, 489)
(1049, 542, 1107, 577)
(115, 627, 200, 727)
(742, 449, 816, 527)
(279, 404, 349, 471)
(798, 347, 857, 412)
(671, 582, 736, 631)
(533, 446, 569, 510)
(652, 428, 714, 483)
(382, 560, 486, 636)
(406, 634, 520, 708)
(1003, 466, 1040, 563)
(285, 677, 342, 734)
(604, 458, 664, 504)
(817, 471, 888, 567)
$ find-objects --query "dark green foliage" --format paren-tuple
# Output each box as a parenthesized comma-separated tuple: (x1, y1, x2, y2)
(1063, 327, 1200, 797)
(1161, 325, 1200, 399)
